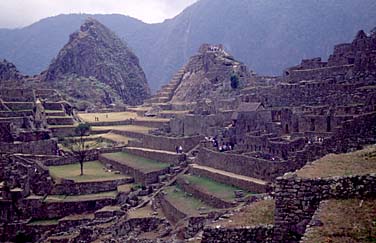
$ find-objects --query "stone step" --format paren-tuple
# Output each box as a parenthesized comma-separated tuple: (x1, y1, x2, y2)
(45, 110, 66, 117)
(3, 102, 34, 111)
(124, 146, 185, 165)
(189, 164, 269, 193)
(99, 152, 170, 185)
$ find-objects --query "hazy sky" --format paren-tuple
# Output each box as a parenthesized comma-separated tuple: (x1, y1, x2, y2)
(0, 0, 198, 29)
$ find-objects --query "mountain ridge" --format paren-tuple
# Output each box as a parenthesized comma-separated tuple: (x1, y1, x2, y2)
(0, 0, 375, 91)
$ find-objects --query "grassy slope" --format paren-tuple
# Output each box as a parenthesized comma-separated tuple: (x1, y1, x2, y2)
(48, 161, 127, 182)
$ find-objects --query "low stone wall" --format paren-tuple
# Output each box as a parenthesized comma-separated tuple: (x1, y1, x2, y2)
(99, 154, 170, 185)
(131, 119, 166, 128)
(286, 64, 353, 83)
(50, 126, 76, 138)
(44, 102, 63, 111)
(177, 177, 235, 209)
(0, 139, 58, 155)
(0, 117, 23, 126)
(190, 166, 268, 193)
(124, 147, 185, 165)
(51, 178, 133, 195)
(202, 225, 274, 243)
(44, 147, 124, 166)
(21, 196, 115, 219)
(196, 147, 288, 181)
(47, 116, 74, 126)
(88, 120, 132, 126)
(4, 102, 34, 111)
(128, 134, 203, 153)
(0, 89, 34, 102)
(156, 192, 187, 224)
(0, 110, 33, 118)
(273, 173, 376, 243)
(111, 129, 146, 140)
(113, 216, 165, 237)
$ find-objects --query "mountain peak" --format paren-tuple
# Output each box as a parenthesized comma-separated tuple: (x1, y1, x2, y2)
(45, 18, 150, 106)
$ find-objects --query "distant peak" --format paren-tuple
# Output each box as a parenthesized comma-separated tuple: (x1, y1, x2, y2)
(80, 17, 103, 32)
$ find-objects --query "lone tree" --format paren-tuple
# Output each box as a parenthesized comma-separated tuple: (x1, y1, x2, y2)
(63, 123, 92, 176)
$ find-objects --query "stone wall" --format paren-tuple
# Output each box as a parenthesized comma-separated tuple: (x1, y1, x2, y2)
(196, 147, 289, 181)
(128, 134, 203, 153)
(46, 116, 74, 125)
(20, 196, 115, 219)
(124, 147, 185, 164)
(99, 155, 170, 185)
(113, 216, 165, 238)
(156, 192, 187, 224)
(176, 176, 235, 209)
(50, 178, 133, 195)
(43, 102, 63, 111)
(0, 89, 34, 102)
(273, 173, 376, 243)
(0, 110, 33, 118)
(0, 139, 58, 155)
(4, 102, 34, 111)
(190, 166, 269, 193)
(202, 225, 274, 243)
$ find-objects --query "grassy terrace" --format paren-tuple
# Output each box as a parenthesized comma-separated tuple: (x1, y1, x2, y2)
(102, 152, 170, 173)
(100, 133, 134, 145)
(48, 161, 127, 183)
(302, 198, 376, 243)
(92, 125, 155, 134)
(181, 174, 250, 201)
(212, 199, 275, 227)
(27, 218, 59, 226)
(296, 144, 376, 179)
(44, 191, 117, 202)
(78, 112, 138, 122)
(164, 186, 213, 216)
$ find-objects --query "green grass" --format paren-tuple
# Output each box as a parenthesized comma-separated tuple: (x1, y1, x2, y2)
(211, 199, 275, 227)
(103, 152, 170, 173)
(44, 191, 118, 203)
(48, 161, 127, 183)
(27, 218, 60, 226)
(92, 125, 155, 134)
(181, 174, 250, 201)
(302, 198, 376, 243)
(164, 186, 213, 215)
(297, 144, 376, 179)
(65, 191, 117, 201)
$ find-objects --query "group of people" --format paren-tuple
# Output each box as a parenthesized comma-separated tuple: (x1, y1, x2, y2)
(93, 114, 109, 122)
(205, 136, 235, 152)
(307, 136, 324, 144)
(175, 145, 183, 154)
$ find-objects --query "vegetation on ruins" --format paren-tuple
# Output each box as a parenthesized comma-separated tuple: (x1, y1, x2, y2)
(62, 123, 95, 176)
(230, 74, 239, 89)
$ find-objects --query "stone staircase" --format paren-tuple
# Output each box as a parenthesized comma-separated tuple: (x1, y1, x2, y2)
(144, 66, 186, 105)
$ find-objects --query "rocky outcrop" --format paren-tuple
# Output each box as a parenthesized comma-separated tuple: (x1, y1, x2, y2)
(0, 59, 24, 82)
(44, 18, 150, 106)
(171, 44, 254, 103)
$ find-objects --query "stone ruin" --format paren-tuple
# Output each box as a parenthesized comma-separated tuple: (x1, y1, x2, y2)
(0, 27, 376, 243)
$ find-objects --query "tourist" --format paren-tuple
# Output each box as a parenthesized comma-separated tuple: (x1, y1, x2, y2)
(178, 145, 183, 154)
(175, 146, 179, 154)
